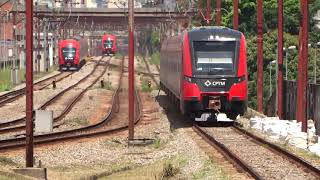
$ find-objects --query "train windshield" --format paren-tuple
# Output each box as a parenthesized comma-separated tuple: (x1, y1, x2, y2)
(104, 40, 114, 48)
(193, 41, 237, 75)
(62, 47, 76, 59)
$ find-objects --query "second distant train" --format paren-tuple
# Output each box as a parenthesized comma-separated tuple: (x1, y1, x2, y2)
(101, 34, 117, 55)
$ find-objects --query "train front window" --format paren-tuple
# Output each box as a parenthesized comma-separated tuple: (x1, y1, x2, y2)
(62, 47, 76, 59)
(193, 41, 237, 75)
(104, 40, 113, 48)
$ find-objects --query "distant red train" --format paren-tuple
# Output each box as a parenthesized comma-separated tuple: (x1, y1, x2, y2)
(160, 26, 248, 120)
(58, 38, 88, 71)
(101, 34, 117, 55)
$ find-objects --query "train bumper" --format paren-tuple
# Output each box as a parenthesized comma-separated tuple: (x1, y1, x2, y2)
(182, 80, 247, 116)
(59, 64, 78, 71)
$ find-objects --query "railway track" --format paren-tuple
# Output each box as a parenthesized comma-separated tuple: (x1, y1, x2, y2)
(136, 56, 159, 87)
(0, 72, 74, 107)
(192, 121, 320, 179)
(0, 56, 142, 151)
(0, 56, 108, 131)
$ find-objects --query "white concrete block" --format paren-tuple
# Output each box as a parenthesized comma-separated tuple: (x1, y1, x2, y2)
(35, 110, 53, 133)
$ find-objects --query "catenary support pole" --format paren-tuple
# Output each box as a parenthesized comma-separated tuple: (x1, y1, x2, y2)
(206, 0, 210, 25)
(277, 0, 284, 119)
(12, 11, 17, 84)
(257, 0, 264, 113)
(25, 0, 34, 167)
(37, 16, 41, 73)
(233, 0, 239, 30)
(216, 0, 221, 26)
(296, 0, 308, 132)
(128, 0, 135, 141)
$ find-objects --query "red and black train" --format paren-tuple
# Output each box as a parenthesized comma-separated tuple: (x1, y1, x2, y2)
(160, 26, 248, 120)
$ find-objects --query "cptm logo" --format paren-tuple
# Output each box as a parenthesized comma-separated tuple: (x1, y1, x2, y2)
(204, 80, 226, 87)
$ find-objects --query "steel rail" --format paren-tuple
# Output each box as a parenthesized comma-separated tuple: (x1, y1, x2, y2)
(232, 124, 320, 177)
(0, 72, 73, 107)
(192, 124, 262, 179)
(0, 57, 105, 129)
(0, 56, 111, 135)
(139, 56, 159, 87)
(0, 56, 142, 150)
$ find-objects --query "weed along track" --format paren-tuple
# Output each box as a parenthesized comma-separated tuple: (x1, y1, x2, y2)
(0, 56, 142, 151)
(192, 123, 320, 179)
(0, 56, 110, 135)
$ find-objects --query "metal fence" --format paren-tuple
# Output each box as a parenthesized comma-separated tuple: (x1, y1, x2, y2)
(266, 80, 320, 133)
(283, 80, 320, 122)
(267, 80, 320, 121)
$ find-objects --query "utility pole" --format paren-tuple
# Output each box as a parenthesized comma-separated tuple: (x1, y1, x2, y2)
(296, 0, 309, 132)
(206, 0, 210, 25)
(43, 19, 48, 72)
(233, 0, 239, 30)
(25, 0, 34, 168)
(216, 0, 221, 26)
(128, 0, 135, 141)
(12, 11, 17, 84)
(277, 0, 284, 119)
(257, 0, 264, 113)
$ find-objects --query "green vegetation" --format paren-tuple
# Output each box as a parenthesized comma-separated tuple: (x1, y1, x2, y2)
(150, 52, 160, 66)
(73, 118, 89, 126)
(192, 159, 229, 180)
(0, 65, 58, 93)
(0, 69, 26, 92)
(100, 80, 112, 90)
(160, 162, 180, 178)
(114, 53, 123, 59)
(140, 76, 153, 92)
(104, 155, 186, 179)
(104, 138, 124, 149)
(152, 137, 166, 149)
(0, 156, 17, 166)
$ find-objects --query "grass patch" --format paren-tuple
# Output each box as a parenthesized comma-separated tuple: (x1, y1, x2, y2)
(104, 138, 124, 148)
(103, 155, 186, 180)
(114, 53, 123, 59)
(150, 52, 160, 66)
(192, 159, 230, 180)
(160, 162, 180, 178)
(153, 137, 164, 149)
(101, 80, 113, 90)
(0, 156, 17, 166)
(0, 68, 25, 92)
(0, 83, 12, 92)
(73, 118, 89, 126)
(0, 66, 58, 92)
(140, 76, 153, 92)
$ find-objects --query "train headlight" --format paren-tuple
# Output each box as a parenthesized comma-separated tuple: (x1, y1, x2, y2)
(237, 75, 246, 82)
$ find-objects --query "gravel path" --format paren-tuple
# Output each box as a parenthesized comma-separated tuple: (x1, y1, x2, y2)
(204, 126, 318, 179)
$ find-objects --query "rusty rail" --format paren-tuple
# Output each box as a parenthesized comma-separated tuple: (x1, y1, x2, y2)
(233, 124, 320, 177)
(192, 124, 262, 179)
(0, 56, 142, 150)
(0, 57, 106, 130)
(0, 72, 74, 107)
(0, 56, 111, 135)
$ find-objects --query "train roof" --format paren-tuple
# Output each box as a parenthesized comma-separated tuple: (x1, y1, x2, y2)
(102, 34, 116, 40)
(187, 26, 242, 41)
(59, 39, 80, 46)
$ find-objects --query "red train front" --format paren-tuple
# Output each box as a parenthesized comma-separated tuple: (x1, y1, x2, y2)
(160, 27, 248, 120)
(101, 34, 117, 55)
(58, 38, 88, 71)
